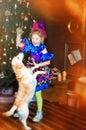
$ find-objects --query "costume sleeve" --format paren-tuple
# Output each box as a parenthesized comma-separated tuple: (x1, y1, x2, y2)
(20, 38, 32, 53)
(41, 52, 54, 62)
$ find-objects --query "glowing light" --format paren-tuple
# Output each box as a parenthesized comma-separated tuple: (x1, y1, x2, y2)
(2, 61, 6, 65)
(74, 74, 86, 99)
(65, 0, 86, 23)
(30, 0, 65, 21)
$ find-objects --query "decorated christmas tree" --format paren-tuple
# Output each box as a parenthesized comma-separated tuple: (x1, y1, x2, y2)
(0, 0, 35, 87)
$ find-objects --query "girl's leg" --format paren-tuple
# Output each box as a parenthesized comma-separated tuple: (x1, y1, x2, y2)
(35, 91, 43, 112)
(33, 91, 43, 122)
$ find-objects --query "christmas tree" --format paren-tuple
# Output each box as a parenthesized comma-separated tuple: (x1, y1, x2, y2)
(0, 0, 35, 87)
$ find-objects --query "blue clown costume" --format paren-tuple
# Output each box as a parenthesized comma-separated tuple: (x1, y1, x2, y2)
(20, 38, 54, 92)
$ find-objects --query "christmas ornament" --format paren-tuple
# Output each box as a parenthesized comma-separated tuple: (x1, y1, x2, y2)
(21, 12, 25, 19)
(16, 27, 24, 35)
(5, 10, 11, 16)
(0, 0, 2, 3)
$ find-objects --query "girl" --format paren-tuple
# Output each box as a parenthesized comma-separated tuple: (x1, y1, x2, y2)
(16, 21, 54, 122)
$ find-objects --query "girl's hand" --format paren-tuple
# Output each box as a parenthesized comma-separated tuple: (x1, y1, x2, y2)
(31, 58, 37, 66)
(30, 58, 50, 68)
(31, 58, 40, 68)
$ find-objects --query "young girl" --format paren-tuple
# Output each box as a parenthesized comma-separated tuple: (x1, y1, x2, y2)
(16, 21, 54, 122)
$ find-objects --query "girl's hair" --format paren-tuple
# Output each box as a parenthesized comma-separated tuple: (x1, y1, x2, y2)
(31, 21, 47, 38)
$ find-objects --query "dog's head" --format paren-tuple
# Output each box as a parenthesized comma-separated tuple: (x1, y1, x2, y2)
(11, 52, 24, 72)
(16, 52, 24, 61)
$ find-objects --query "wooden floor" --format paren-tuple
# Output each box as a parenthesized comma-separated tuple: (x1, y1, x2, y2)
(0, 100, 86, 130)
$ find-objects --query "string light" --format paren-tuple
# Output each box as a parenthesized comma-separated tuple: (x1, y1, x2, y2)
(5, 34, 8, 40)
(9, 57, 12, 60)
(3, 53, 6, 56)
(2, 61, 7, 65)
(26, 2, 29, 8)
(14, 3, 17, 9)
(10, 47, 13, 50)
(0, 38, 3, 42)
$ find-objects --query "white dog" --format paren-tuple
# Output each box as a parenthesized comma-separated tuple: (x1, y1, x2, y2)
(3, 52, 45, 130)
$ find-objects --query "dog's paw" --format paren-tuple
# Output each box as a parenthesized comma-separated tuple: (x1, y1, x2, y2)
(25, 126, 31, 130)
(13, 113, 20, 118)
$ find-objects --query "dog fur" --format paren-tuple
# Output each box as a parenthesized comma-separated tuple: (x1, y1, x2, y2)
(2, 52, 45, 130)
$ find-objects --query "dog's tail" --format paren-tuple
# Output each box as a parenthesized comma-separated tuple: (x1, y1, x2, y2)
(32, 71, 45, 79)
(2, 105, 17, 117)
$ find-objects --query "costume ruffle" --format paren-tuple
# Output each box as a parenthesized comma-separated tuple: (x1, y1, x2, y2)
(20, 38, 46, 53)
(41, 53, 54, 62)
(20, 38, 54, 92)
(33, 66, 53, 92)
(20, 38, 32, 53)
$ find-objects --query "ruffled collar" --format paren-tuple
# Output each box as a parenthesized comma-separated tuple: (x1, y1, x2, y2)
(31, 43, 46, 52)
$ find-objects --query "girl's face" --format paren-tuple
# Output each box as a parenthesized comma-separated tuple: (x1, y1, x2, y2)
(31, 33, 43, 46)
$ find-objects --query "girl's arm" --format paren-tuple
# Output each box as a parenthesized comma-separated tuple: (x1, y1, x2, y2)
(16, 34, 22, 48)
(16, 27, 23, 48)
(38, 60, 51, 67)
(32, 58, 51, 68)
(32, 48, 51, 67)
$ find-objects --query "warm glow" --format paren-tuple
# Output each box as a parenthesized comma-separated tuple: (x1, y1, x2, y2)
(30, 0, 65, 21)
(65, 0, 85, 21)
(75, 80, 86, 99)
